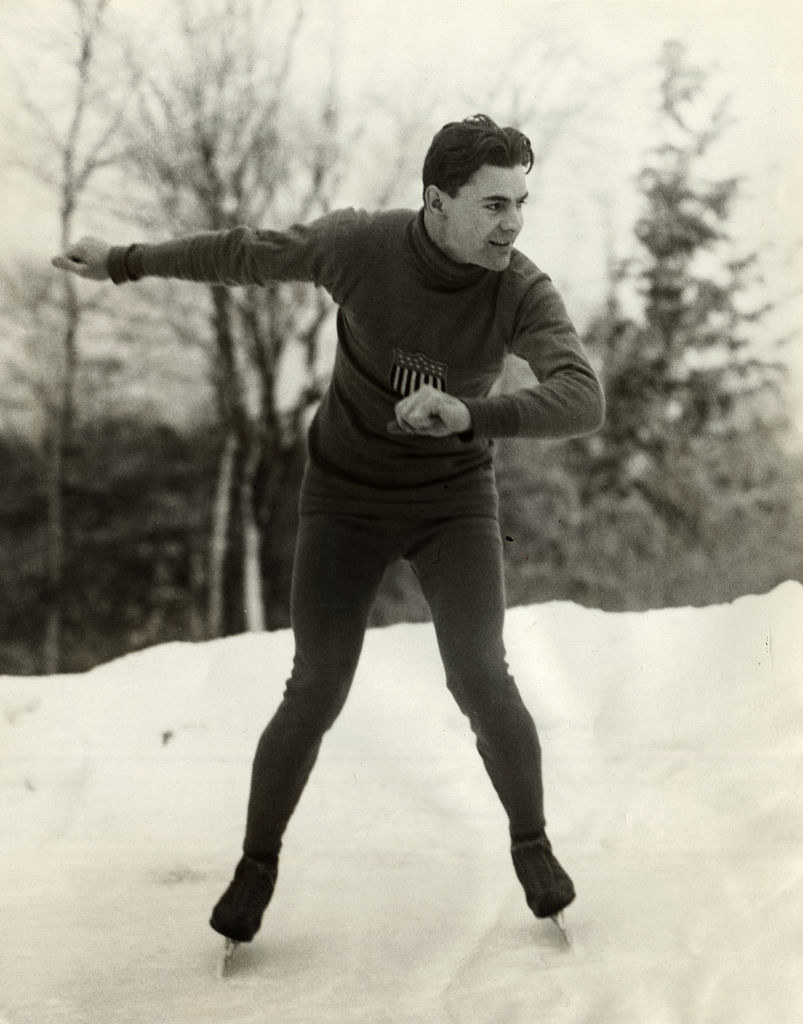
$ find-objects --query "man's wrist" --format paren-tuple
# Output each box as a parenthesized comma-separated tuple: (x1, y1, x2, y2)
(108, 244, 144, 284)
(455, 401, 472, 434)
(454, 400, 474, 441)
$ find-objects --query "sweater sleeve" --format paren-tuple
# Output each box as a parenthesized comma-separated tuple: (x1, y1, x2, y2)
(462, 276, 605, 440)
(106, 210, 367, 304)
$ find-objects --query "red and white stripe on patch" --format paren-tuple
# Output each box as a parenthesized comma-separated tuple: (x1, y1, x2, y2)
(390, 348, 448, 397)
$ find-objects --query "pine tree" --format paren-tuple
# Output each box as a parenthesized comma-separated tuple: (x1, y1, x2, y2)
(576, 39, 796, 605)
(498, 39, 801, 610)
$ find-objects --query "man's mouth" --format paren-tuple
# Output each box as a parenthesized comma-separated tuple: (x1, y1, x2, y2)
(489, 240, 512, 249)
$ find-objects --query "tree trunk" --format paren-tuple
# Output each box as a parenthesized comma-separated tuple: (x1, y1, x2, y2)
(207, 430, 237, 638)
(42, 272, 79, 674)
(240, 427, 265, 632)
(209, 286, 269, 635)
(42, 424, 64, 675)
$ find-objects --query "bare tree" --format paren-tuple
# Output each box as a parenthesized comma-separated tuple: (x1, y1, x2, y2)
(3, 0, 127, 671)
(120, 0, 346, 635)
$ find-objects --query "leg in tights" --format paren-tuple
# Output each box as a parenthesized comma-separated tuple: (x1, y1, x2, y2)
(243, 514, 398, 861)
(408, 516, 546, 841)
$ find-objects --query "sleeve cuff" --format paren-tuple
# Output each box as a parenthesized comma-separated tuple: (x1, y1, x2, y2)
(107, 244, 144, 284)
(461, 396, 506, 439)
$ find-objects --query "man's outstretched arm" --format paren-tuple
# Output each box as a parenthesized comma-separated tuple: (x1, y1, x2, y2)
(51, 212, 367, 295)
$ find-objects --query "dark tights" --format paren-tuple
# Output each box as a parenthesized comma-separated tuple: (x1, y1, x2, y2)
(243, 513, 545, 860)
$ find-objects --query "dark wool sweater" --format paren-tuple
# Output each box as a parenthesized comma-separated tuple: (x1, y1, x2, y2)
(108, 208, 604, 517)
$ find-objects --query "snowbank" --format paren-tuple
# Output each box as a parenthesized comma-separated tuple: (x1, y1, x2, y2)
(2, 583, 801, 1024)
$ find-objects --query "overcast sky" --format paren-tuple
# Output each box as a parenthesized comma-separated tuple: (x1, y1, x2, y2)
(1, 0, 801, 427)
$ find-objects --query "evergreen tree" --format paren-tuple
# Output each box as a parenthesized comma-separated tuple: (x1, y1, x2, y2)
(498, 40, 801, 610)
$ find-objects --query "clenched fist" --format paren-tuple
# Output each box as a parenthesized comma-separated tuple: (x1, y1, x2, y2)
(51, 236, 112, 280)
(390, 384, 472, 438)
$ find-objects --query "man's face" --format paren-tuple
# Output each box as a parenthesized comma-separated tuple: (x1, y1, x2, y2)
(435, 163, 528, 271)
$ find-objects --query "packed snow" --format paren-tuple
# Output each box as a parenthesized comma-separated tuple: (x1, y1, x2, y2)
(2, 583, 801, 1024)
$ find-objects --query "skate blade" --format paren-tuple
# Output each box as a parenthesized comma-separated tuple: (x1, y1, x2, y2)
(220, 938, 240, 977)
(550, 911, 572, 946)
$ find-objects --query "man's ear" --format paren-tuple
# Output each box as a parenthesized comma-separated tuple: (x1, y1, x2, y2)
(424, 184, 446, 214)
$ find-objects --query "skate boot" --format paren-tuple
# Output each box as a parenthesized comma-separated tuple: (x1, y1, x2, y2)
(210, 855, 278, 943)
(511, 833, 575, 919)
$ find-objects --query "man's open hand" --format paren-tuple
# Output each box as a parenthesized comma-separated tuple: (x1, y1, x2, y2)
(389, 384, 472, 438)
(51, 236, 111, 280)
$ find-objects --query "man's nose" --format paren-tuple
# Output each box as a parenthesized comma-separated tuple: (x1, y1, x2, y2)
(501, 207, 523, 233)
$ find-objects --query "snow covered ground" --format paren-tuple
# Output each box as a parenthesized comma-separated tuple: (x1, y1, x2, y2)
(2, 583, 801, 1024)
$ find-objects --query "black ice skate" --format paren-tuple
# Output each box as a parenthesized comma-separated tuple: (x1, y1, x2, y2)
(210, 854, 278, 944)
(511, 833, 576, 923)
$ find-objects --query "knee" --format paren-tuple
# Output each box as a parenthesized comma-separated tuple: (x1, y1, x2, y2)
(447, 668, 537, 739)
(281, 653, 356, 732)
(443, 646, 510, 709)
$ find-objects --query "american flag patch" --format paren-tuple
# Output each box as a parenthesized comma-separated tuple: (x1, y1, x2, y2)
(389, 348, 448, 397)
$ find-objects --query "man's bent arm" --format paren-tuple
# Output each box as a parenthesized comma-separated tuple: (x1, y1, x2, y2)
(463, 278, 605, 440)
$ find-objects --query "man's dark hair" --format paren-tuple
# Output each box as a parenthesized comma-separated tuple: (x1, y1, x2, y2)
(422, 114, 534, 200)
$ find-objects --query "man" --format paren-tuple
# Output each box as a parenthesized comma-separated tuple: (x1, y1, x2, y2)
(54, 114, 605, 946)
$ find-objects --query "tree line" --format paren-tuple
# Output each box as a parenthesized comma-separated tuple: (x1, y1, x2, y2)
(1, 3, 800, 674)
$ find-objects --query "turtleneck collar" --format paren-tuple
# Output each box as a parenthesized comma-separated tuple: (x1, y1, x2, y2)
(407, 209, 489, 291)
